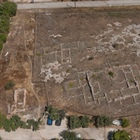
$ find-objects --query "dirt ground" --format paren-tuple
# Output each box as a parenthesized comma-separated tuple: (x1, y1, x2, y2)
(1, 7, 140, 139)
(33, 8, 140, 117)
(0, 11, 40, 119)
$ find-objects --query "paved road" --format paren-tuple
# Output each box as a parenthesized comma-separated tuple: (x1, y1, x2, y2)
(18, 0, 140, 10)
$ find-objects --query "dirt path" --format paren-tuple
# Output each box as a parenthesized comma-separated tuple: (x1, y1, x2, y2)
(24, 27, 41, 118)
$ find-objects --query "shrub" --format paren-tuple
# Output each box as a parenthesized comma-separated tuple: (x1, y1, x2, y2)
(0, 41, 3, 51)
(0, 112, 40, 132)
(79, 116, 90, 128)
(0, 16, 10, 34)
(0, 112, 6, 128)
(4, 81, 15, 90)
(67, 116, 81, 129)
(94, 115, 113, 127)
(108, 71, 114, 78)
(67, 116, 90, 129)
(3, 118, 12, 132)
(26, 119, 40, 131)
(60, 130, 81, 140)
(2, 2, 17, 17)
(0, 34, 7, 43)
(45, 105, 60, 120)
(121, 118, 130, 128)
(0, 1, 17, 51)
(112, 130, 131, 140)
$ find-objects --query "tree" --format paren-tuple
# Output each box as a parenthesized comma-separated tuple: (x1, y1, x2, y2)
(0, 1, 17, 52)
(26, 119, 39, 131)
(59, 110, 65, 120)
(80, 116, 90, 128)
(10, 115, 22, 131)
(60, 130, 81, 140)
(3, 118, 12, 132)
(108, 71, 114, 77)
(49, 108, 60, 120)
(0, 15, 10, 34)
(121, 118, 130, 128)
(68, 116, 81, 129)
(112, 130, 131, 140)
(45, 105, 52, 113)
(94, 115, 113, 127)
(0, 34, 7, 43)
(2, 2, 17, 17)
(0, 112, 6, 128)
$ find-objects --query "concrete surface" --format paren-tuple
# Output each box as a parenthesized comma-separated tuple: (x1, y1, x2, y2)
(0, 119, 67, 140)
(17, 0, 140, 10)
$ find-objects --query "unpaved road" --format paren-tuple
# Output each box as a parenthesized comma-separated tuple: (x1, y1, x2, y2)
(18, 0, 140, 10)
(0, 126, 118, 140)
(73, 127, 118, 140)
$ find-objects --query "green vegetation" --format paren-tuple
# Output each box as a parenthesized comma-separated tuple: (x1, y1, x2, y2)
(93, 115, 113, 127)
(4, 81, 15, 90)
(79, 116, 90, 128)
(0, 112, 6, 128)
(26, 119, 40, 131)
(0, 112, 39, 132)
(121, 118, 130, 128)
(59, 110, 65, 120)
(2, 2, 17, 17)
(0, 41, 3, 51)
(45, 105, 66, 120)
(0, 34, 6, 43)
(0, 1, 17, 51)
(67, 115, 90, 129)
(68, 116, 81, 129)
(112, 130, 131, 140)
(108, 71, 114, 78)
(60, 130, 81, 140)
(0, 136, 2, 140)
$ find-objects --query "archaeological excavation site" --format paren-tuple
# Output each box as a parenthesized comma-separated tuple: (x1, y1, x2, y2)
(1, 8, 140, 121)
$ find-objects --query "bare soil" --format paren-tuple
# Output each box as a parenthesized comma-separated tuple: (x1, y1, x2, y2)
(1, 7, 140, 139)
